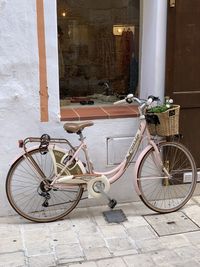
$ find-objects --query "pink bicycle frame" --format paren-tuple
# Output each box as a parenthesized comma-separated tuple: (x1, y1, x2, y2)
(85, 119, 162, 195)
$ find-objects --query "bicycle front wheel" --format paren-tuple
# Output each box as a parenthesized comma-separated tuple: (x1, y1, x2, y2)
(137, 141, 197, 213)
(6, 148, 83, 222)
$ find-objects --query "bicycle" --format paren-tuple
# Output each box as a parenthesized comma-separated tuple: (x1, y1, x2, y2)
(6, 95, 197, 222)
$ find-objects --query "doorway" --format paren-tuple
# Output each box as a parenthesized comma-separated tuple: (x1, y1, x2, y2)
(165, 0, 200, 168)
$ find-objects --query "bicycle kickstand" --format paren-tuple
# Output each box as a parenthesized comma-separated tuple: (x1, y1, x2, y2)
(95, 183, 117, 209)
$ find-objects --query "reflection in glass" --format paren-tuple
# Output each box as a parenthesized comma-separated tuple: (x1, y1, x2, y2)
(57, 0, 140, 105)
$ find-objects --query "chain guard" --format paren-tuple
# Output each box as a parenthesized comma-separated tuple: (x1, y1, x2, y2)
(87, 175, 110, 198)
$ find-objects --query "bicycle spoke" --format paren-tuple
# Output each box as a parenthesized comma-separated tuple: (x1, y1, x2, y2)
(6, 148, 83, 222)
(137, 142, 197, 213)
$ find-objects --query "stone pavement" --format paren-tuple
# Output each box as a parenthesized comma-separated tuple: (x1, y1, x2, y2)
(2, 197, 200, 267)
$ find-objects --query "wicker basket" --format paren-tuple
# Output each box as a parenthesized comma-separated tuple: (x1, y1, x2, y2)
(147, 105, 180, 136)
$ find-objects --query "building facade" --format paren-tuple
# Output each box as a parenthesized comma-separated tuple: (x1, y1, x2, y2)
(0, 0, 168, 216)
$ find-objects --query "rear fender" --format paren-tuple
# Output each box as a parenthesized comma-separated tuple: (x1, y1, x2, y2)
(9, 144, 58, 167)
(10, 145, 41, 167)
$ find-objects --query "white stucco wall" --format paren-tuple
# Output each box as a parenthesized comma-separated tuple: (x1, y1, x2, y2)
(0, 0, 140, 216)
(0, 0, 167, 216)
(0, 0, 61, 215)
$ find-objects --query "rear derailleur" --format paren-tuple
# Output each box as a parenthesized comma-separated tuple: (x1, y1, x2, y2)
(38, 180, 51, 207)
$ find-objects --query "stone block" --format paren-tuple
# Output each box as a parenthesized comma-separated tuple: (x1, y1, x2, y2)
(79, 234, 106, 249)
(99, 224, 127, 239)
(97, 257, 127, 267)
(0, 252, 25, 267)
(0, 237, 23, 254)
(144, 212, 199, 236)
(127, 225, 157, 240)
(28, 254, 56, 267)
(51, 230, 78, 244)
(56, 243, 84, 264)
(106, 237, 137, 253)
(68, 262, 97, 267)
(84, 247, 111, 260)
(123, 253, 155, 267)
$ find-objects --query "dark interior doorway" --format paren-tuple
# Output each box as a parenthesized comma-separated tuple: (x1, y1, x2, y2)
(165, 0, 200, 168)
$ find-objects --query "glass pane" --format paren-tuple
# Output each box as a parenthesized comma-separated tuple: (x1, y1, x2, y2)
(57, 0, 140, 105)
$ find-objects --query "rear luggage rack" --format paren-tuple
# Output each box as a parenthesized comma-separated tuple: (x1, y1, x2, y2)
(18, 135, 76, 152)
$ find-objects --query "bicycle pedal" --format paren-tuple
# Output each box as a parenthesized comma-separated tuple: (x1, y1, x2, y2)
(108, 199, 117, 209)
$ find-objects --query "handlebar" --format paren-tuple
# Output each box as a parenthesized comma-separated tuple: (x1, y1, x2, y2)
(114, 94, 159, 106)
(114, 94, 160, 115)
(114, 94, 140, 105)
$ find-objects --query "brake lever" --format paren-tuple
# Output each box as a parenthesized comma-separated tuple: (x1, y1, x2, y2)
(148, 95, 160, 102)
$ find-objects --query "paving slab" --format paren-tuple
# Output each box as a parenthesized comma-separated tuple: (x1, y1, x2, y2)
(123, 253, 155, 267)
(173, 245, 200, 261)
(68, 262, 97, 267)
(106, 237, 136, 253)
(83, 246, 111, 260)
(98, 224, 127, 239)
(151, 250, 182, 266)
(28, 254, 57, 267)
(0, 252, 26, 267)
(184, 230, 200, 245)
(96, 257, 127, 267)
(135, 237, 165, 253)
(168, 260, 200, 267)
(78, 233, 106, 249)
(0, 199, 200, 266)
(55, 243, 84, 265)
(144, 211, 199, 236)
(0, 236, 23, 254)
(182, 204, 200, 226)
(159, 233, 190, 249)
(127, 225, 157, 240)
(51, 229, 79, 245)
(122, 214, 149, 227)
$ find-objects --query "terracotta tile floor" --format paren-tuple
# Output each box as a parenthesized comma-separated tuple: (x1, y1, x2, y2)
(60, 105, 139, 121)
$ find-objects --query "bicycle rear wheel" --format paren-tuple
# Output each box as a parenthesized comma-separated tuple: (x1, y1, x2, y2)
(6, 148, 83, 222)
(137, 141, 197, 213)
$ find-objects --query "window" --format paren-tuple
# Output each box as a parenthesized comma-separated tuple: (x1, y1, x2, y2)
(57, 0, 140, 106)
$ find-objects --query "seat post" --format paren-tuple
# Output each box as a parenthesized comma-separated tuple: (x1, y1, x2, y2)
(77, 131, 84, 141)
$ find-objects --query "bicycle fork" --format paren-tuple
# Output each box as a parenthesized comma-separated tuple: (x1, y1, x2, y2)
(133, 142, 171, 196)
(151, 143, 171, 185)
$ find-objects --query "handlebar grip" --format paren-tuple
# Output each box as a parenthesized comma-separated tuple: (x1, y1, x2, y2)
(125, 93, 134, 104)
(113, 99, 126, 105)
(126, 98, 133, 104)
(148, 95, 160, 102)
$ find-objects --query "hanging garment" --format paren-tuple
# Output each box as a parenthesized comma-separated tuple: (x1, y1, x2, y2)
(129, 55, 138, 94)
(96, 28, 116, 79)
(121, 29, 134, 75)
(120, 29, 135, 92)
(58, 41, 65, 78)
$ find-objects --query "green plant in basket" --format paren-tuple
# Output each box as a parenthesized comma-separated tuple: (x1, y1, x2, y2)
(147, 97, 173, 113)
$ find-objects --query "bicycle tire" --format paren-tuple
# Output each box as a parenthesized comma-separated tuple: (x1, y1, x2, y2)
(6, 148, 83, 223)
(137, 141, 197, 213)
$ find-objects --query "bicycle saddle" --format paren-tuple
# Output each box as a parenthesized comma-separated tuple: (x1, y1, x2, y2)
(63, 121, 94, 133)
